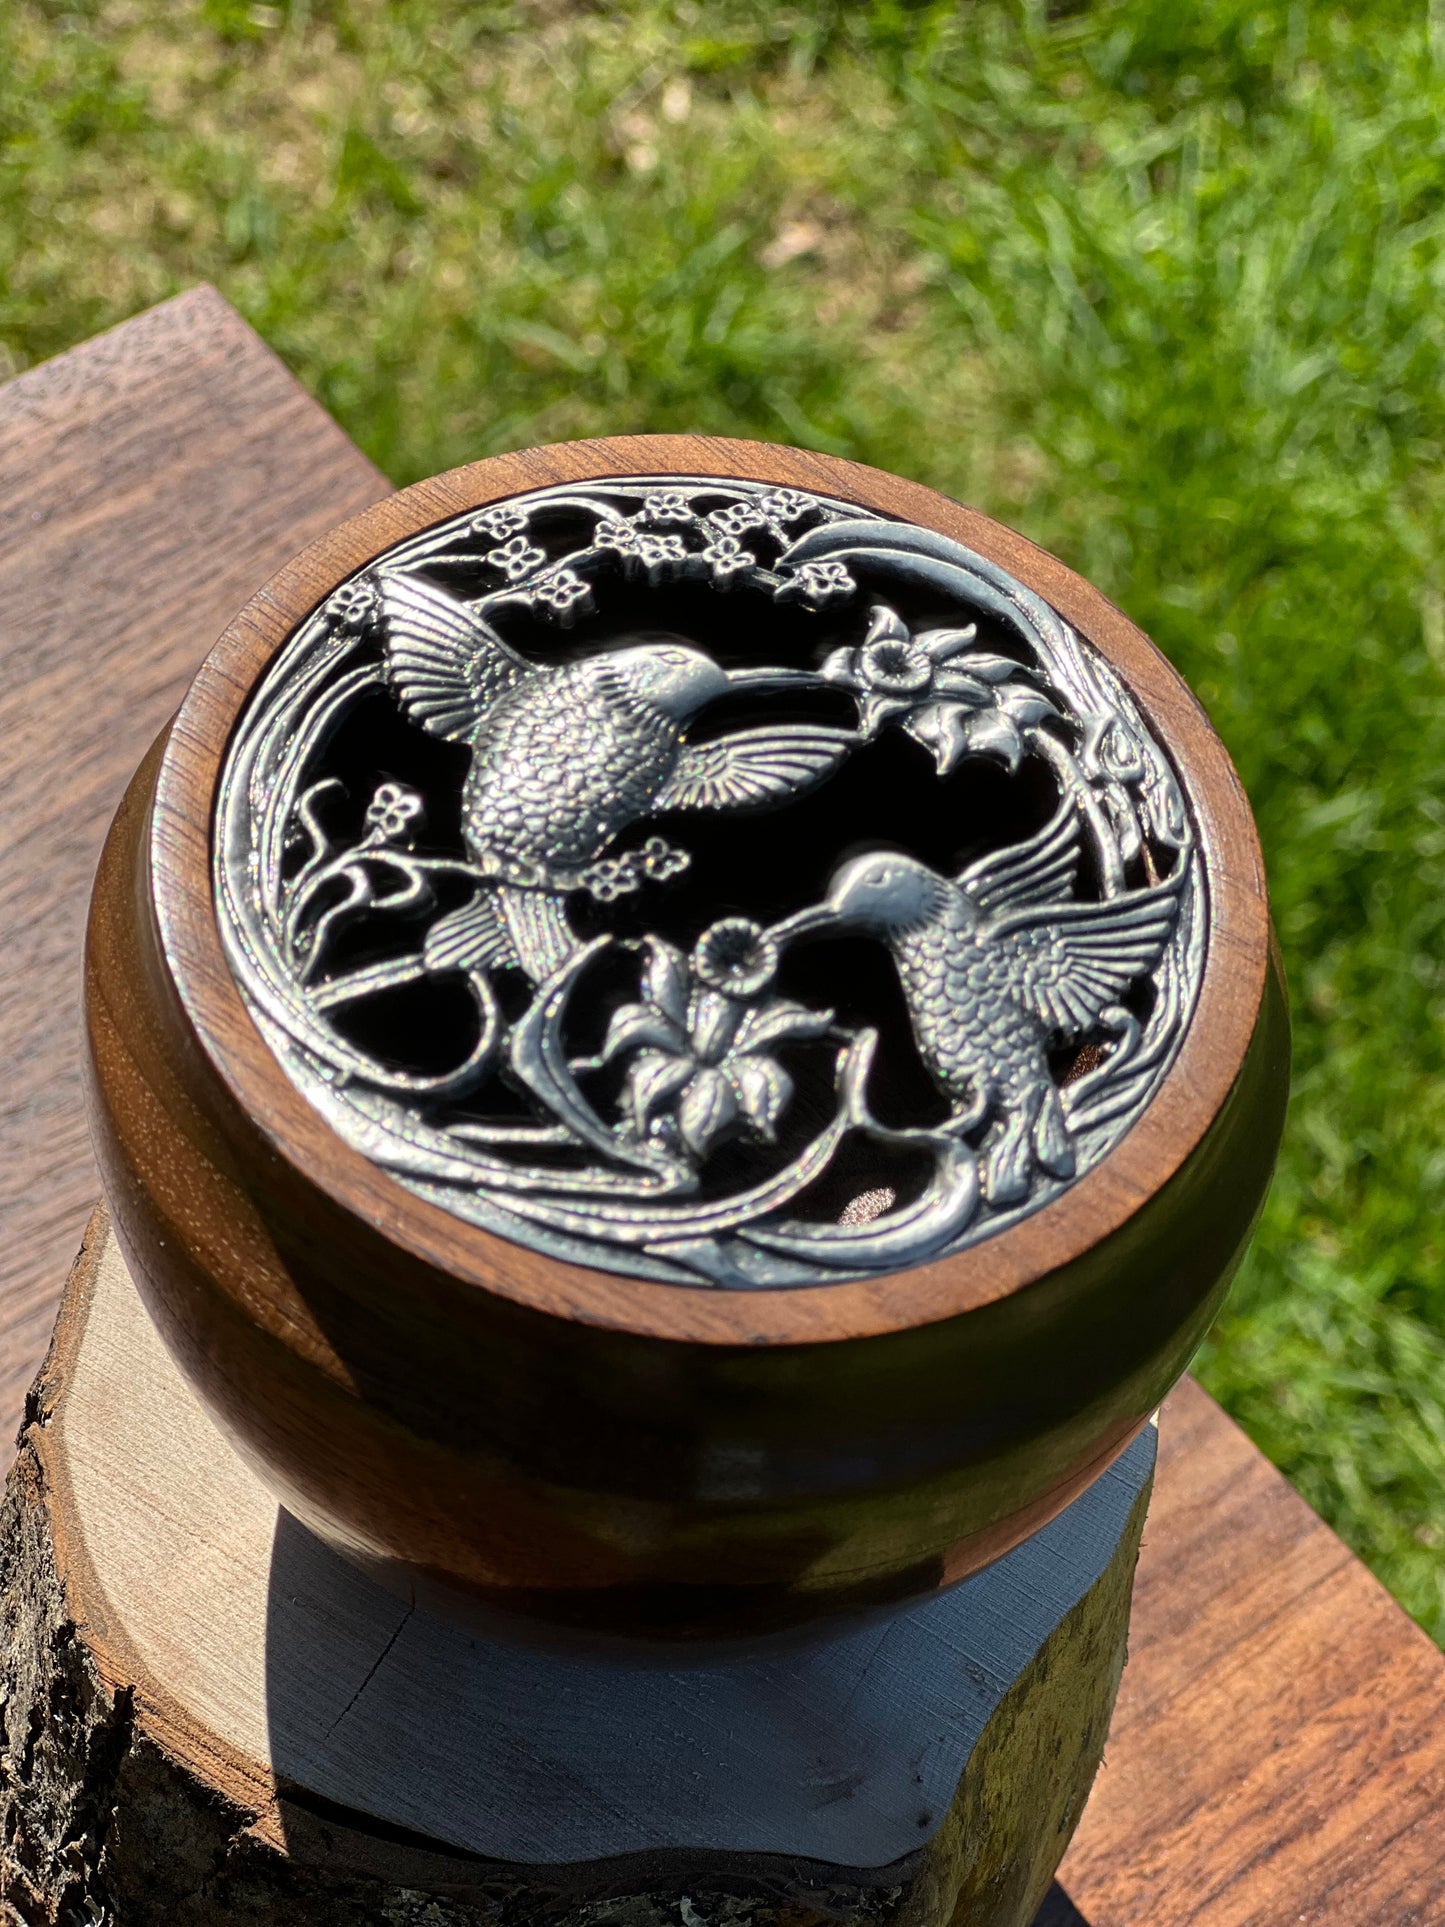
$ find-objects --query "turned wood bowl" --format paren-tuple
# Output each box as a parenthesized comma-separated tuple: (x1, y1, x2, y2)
(83, 436, 1288, 1644)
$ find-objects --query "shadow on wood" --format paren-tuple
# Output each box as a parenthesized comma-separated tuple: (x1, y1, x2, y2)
(0, 1211, 1151, 1925)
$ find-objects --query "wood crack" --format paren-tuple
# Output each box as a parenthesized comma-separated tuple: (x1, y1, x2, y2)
(325, 1607, 414, 1739)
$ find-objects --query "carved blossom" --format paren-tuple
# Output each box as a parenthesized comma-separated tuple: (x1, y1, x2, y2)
(776, 559, 855, 609)
(601, 920, 832, 1158)
(823, 604, 1057, 774)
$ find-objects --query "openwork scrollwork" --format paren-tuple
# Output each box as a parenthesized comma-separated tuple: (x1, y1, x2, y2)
(215, 477, 1205, 1287)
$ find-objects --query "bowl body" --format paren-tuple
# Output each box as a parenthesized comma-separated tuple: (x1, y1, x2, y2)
(83, 436, 1288, 1642)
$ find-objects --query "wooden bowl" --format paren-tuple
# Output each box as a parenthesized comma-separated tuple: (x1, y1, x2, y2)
(83, 436, 1288, 1644)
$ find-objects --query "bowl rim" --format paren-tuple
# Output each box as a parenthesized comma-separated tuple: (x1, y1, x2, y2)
(151, 433, 1270, 1347)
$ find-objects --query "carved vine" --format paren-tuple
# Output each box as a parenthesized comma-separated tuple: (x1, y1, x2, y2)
(215, 479, 1204, 1287)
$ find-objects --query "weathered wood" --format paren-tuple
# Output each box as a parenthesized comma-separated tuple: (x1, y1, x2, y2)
(5, 288, 1445, 1920)
(0, 1210, 1150, 1926)
(0, 287, 389, 1438)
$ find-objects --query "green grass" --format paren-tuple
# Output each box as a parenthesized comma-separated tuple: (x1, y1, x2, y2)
(4, 0, 1445, 1637)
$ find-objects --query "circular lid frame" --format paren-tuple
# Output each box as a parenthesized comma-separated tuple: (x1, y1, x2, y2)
(153, 435, 1269, 1348)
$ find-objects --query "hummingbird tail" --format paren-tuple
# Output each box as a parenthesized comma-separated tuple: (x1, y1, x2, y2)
(982, 1083, 1076, 1205)
(981, 1119, 1032, 1208)
(424, 892, 514, 974)
(1032, 1085, 1077, 1180)
(423, 884, 580, 985)
(498, 884, 580, 984)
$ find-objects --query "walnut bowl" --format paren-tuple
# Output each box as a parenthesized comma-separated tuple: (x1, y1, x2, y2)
(83, 436, 1288, 1644)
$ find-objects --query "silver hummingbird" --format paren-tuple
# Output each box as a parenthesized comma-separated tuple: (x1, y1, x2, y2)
(775, 803, 1184, 1207)
(377, 575, 852, 981)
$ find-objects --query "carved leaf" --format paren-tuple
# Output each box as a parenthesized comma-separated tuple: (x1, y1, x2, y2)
(930, 671, 993, 706)
(961, 708, 1024, 771)
(689, 989, 745, 1065)
(602, 1003, 685, 1063)
(677, 1067, 739, 1158)
(820, 644, 858, 684)
(625, 1050, 694, 1132)
(926, 644, 1017, 682)
(902, 701, 970, 774)
(864, 604, 910, 646)
(733, 1000, 834, 1055)
(859, 691, 918, 736)
(996, 684, 1060, 726)
(642, 939, 690, 1028)
(727, 1055, 793, 1139)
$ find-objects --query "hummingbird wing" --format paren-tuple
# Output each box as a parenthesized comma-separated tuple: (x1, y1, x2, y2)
(957, 801, 1080, 912)
(378, 575, 534, 739)
(653, 727, 853, 813)
(983, 871, 1184, 1035)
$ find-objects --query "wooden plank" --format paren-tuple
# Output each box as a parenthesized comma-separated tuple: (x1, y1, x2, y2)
(1061, 1376, 1445, 1923)
(0, 286, 389, 1436)
(2, 286, 1443, 1920)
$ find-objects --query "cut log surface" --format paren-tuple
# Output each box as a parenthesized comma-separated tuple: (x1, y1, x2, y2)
(0, 1211, 1151, 1927)
(3, 293, 1445, 1924)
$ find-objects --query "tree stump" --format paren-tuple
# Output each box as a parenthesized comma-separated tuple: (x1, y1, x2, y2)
(7, 435, 1287, 1923)
(0, 1210, 1152, 1926)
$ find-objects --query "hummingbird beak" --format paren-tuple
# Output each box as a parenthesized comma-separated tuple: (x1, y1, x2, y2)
(725, 665, 833, 693)
(770, 901, 842, 945)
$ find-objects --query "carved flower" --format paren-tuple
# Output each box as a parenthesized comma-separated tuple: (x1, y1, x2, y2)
(576, 837, 691, 902)
(592, 522, 689, 584)
(708, 501, 769, 539)
(775, 559, 856, 609)
(363, 782, 425, 845)
(471, 504, 529, 540)
(823, 603, 1058, 774)
(634, 531, 689, 582)
(697, 533, 757, 591)
(329, 577, 381, 635)
(639, 835, 691, 881)
(528, 568, 594, 623)
(758, 487, 812, 525)
(602, 922, 832, 1159)
(487, 534, 547, 582)
(580, 857, 636, 902)
(593, 519, 641, 559)
(692, 917, 778, 998)
(638, 489, 696, 527)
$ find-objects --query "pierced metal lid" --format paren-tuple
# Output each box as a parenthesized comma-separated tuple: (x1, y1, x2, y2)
(215, 476, 1203, 1287)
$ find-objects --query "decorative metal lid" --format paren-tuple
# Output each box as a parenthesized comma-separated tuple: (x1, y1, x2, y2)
(216, 477, 1204, 1287)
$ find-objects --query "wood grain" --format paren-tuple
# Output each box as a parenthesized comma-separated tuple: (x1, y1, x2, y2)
(7, 287, 1444, 1915)
(0, 286, 389, 1439)
(1, 1208, 1151, 1927)
(1061, 1375, 1445, 1925)
(83, 437, 1287, 1636)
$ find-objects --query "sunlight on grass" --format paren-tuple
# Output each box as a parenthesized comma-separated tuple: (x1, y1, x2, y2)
(3, 0, 1444, 1639)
